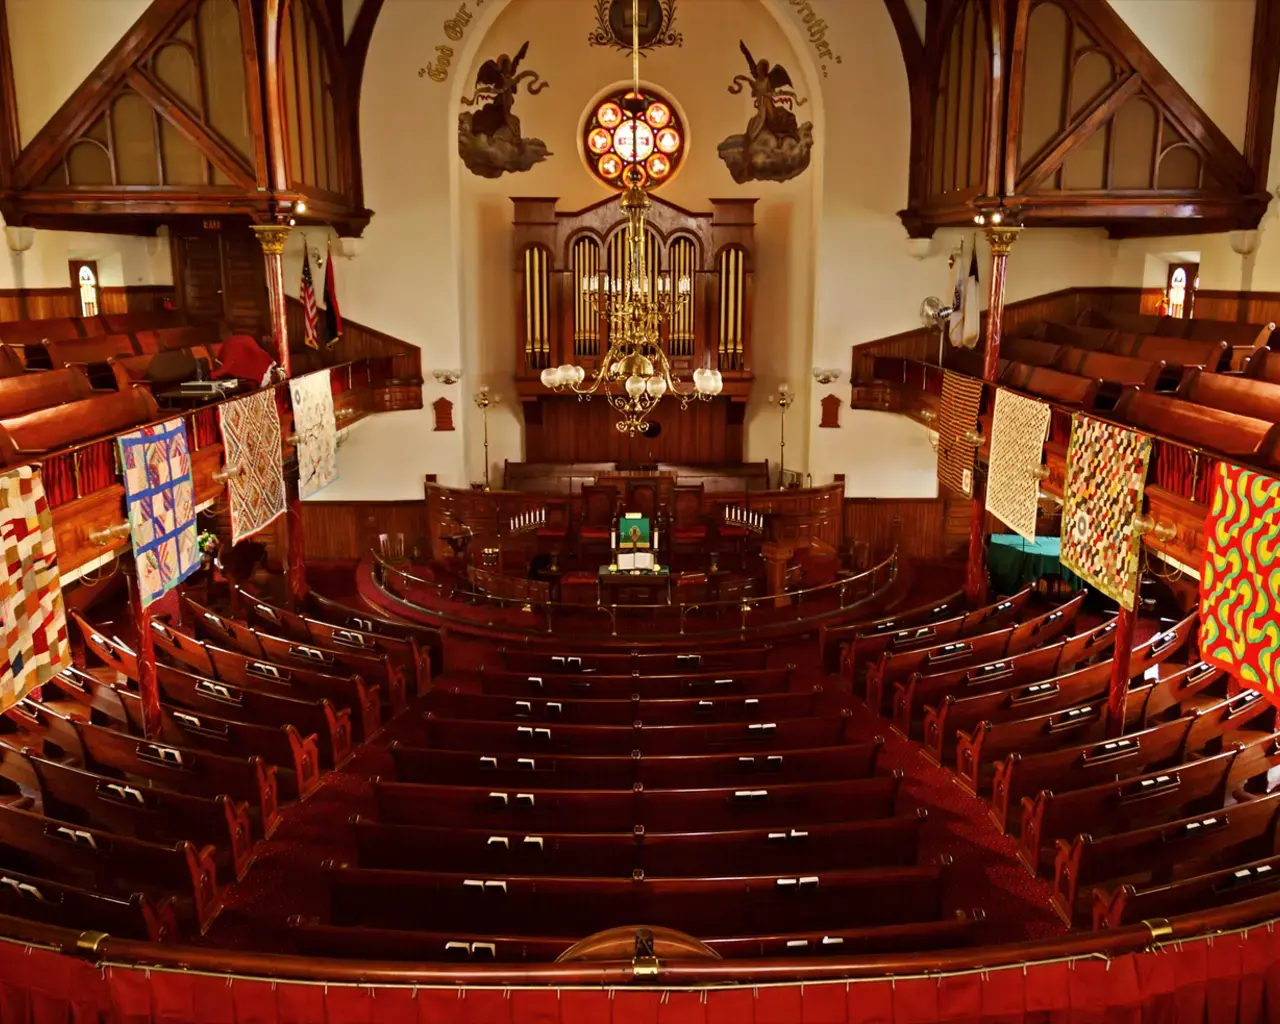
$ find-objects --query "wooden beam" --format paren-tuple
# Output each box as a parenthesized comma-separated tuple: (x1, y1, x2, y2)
(1002, 0, 1032, 197)
(1016, 72, 1143, 193)
(261, 0, 291, 193)
(124, 69, 258, 188)
(1244, 0, 1280, 188)
(11, 0, 193, 189)
(984, 0, 1010, 197)
(0, 0, 20, 189)
(238, 0, 271, 188)
(343, 0, 383, 213)
(1071, 0, 1255, 194)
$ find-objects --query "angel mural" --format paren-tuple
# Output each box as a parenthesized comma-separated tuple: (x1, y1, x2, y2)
(717, 41, 814, 184)
(458, 42, 552, 179)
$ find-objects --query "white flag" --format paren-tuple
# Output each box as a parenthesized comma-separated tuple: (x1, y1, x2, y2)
(947, 240, 965, 345)
(960, 245, 981, 349)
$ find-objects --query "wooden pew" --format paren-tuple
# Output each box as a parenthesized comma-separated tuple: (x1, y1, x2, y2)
(290, 914, 978, 962)
(389, 739, 882, 790)
(0, 317, 84, 352)
(0, 864, 178, 942)
(0, 803, 221, 933)
(324, 863, 946, 935)
(49, 669, 321, 803)
(947, 655, 1228, 793)
(108, 346, 220, 391)
(1003, 337, 1063, 367)
(1113, 388, 1278, 459)
(184, 597, 407, 717)
(999, 361, 1101, 409)
(0, 387, 161, 464)
(1042, 323, 1115, 351)
(149, 618, 383, 744)
(134, 324, 221, 352)
(988, 676, 1234, 831)
(820, 589, 966, 674)
(373, 774, 900, 833)
(1175, 367, 1280, 422)
(426, 689, 824, 727)
(43, 333, 137, 369)
(0, 344, 23, 378)
(39, 711, 279, 840)
(1052, 348, 1165, 392)
(865, 593, 1085, 717)
(71, 613, 352, 771)
(23, 753, 255, 882)
(498, 646, 772, 674)
(100, 311, 182, 336)
(846, 586, 1034, 691)
(478, 665, 795, 700)
(1051, 789, 1280, 924)
(891, 618, 1116, 738)
(403, 713, 852, 757)
(1243, 347, 1280, 385)
(1105, 332, 1230, 372)
(0, 365, 95, 419)
(239, 587, 431, 698)
(304, 589, 444, 675)
(1018, 733, 1280, 874)
(1093, 853, 1280, 930)
(1089, 312, 1274, 352)
(352, 812, 921, 876)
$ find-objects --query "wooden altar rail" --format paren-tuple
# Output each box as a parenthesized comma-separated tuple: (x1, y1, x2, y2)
(502, 461, 771, 494)
(854, 354, 1218, 582)
(374, 548, 898, 640)
(45, 356, 415, 579)
(8, 871, 1280, 988)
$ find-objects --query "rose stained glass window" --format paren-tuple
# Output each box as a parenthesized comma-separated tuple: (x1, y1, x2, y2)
(583, 88, 684, 189)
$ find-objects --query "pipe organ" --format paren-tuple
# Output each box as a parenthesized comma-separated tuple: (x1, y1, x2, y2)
(513, 196, 756, 464)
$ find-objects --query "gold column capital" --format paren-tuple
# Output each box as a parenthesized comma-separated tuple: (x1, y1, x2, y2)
(251, 223, 292, 256)
(984, 224, 1022, 257)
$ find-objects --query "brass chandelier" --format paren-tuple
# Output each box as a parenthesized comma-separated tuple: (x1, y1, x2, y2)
(539, 0, 723, 436)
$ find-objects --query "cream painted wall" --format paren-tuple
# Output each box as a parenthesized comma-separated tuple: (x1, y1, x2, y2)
(0, 216, 172, 291)
(7, 0, 151, 148)
(1110, 0, 1255, 152)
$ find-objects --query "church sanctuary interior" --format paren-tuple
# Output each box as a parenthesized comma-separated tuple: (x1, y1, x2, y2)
(8, 0, 1280, 1019)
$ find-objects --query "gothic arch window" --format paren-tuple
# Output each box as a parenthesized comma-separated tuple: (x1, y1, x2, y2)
(1166, 263, 1198, 319)
(72, 262, 100, 317)
(583, 87, 685, 189)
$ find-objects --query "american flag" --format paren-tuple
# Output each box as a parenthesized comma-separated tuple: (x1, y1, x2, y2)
(300, 248, 319, 350)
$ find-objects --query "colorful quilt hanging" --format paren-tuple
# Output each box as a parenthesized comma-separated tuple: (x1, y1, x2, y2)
(118, 418, 200, 607)
(219, 390, 286, 544)
(1059, 414, 1152, 611)
(288, 371, 338, 499)
(1199, 463, 1280, 688)
(0, 466, 70, 707)
(936, 371, 984, 496)
(985, 389, 1051, 542)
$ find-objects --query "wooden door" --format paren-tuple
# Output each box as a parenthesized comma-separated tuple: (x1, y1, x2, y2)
(218, 230, 269, 335)
(178, 235, 224, 322)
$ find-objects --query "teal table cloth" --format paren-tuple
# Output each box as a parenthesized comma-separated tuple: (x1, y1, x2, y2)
(988, 534, 1085, 594)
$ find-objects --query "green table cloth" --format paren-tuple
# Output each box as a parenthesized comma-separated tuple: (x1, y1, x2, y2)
(988, 534, 1085, 594)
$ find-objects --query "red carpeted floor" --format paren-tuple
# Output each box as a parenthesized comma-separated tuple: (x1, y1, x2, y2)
(198, 561, 1071, 955)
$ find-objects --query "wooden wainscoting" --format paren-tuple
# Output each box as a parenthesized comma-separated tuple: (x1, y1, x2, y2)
(843, 496, 967, 560)
(0, 285, 173, 322)
(301, 501, 432, 562)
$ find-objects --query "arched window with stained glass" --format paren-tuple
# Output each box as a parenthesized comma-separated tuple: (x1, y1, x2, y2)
(583, 87, 685, 190)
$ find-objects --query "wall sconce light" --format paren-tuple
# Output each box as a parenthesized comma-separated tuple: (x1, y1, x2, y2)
(335, 408, 359, 425)
(1028, 464, 1050, 481)
(905, 238, 932, 260)
(4, 226, 35, 253)
(89, 521, 132, 547)
(1132, 513, 1176, 543)
(919, 409, 938, 425)
(336, 237, 363, 260)
(812, 367, 842, 385)
(434, 369, 463, 385)
(213, 464, 245, 484)
(962, 427, 985, 446)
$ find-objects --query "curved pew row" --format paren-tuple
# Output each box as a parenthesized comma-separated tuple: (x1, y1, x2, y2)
(1094, 853, 1280, 930)
(820, 589, 966, 674)
(890, 617, 1117, 738)
(476, 664, 795, 700)
(497, 645, 773, 674)
(181, 597, 408, 718)
(73, 613, 353, 769)
(863, 592, 1087, 718)
(303, 589, 444, 676)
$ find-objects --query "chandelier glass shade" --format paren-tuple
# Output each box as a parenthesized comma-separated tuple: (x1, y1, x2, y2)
(541, 0, 723, 435)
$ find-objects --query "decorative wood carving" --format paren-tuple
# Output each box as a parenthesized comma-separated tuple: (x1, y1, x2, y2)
(819, 393, 841, 428)
(432, 397, 454, 431)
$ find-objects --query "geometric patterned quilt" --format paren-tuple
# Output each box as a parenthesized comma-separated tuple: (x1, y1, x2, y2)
(1199, 463, 1280, 690)
(985, 388, 1051, 542)
(936, 371, 984, 497)
(288, 371, 338, 499)
(117, 418, 200, 608)
(219, 390, 286, 545)
(1060, 414, 1152, 611)
(0, 466, 70, 706)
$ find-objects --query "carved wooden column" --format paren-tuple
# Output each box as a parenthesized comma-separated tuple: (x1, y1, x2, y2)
(1106, 604, 1137, 737)
(284, 476, 308, 608)
(965, 221, 1022, 605)
(761, 541, 795, 607)
(252, 224, 292, 378)
(126, 567, 162, 739)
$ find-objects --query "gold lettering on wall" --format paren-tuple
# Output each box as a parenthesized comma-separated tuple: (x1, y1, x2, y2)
(786, 0, 842, 77)
(418, 1, 484, 81)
